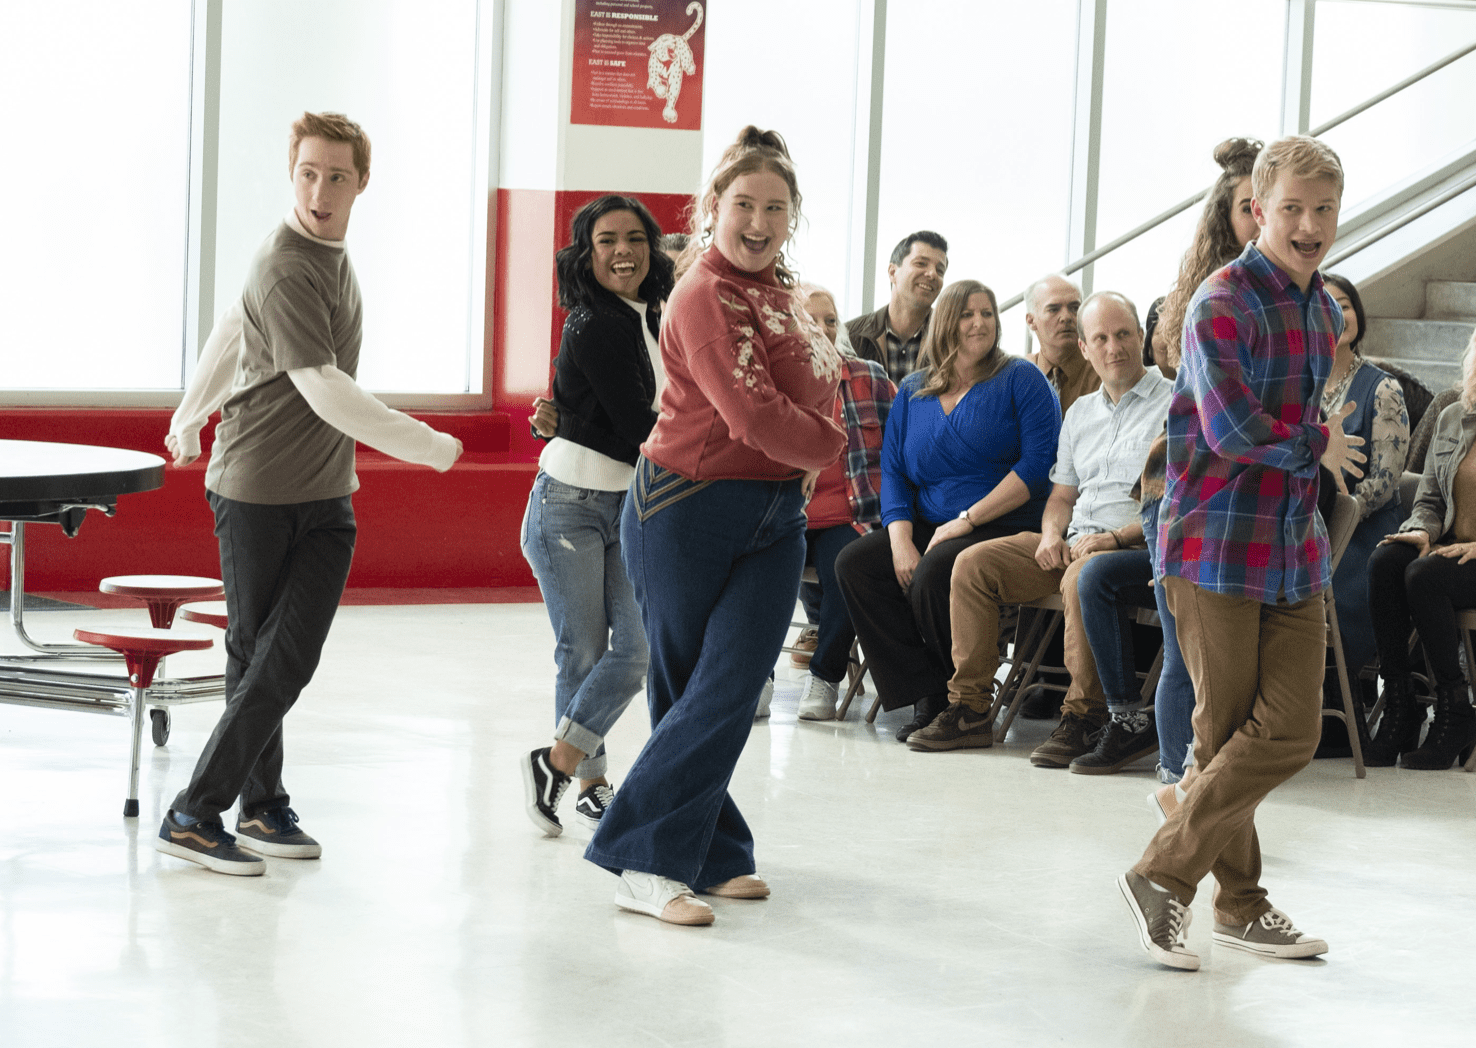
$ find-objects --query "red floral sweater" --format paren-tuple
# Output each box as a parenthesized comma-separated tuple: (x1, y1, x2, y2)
(642, 246, 846, 481)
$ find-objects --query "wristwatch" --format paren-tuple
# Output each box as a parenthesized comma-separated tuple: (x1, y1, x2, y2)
(958, 509, 974, 526)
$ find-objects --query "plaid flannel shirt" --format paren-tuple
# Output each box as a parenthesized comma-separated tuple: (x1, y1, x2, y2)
(1157, 242, 1341, 604)
(838, 355, 896, 531)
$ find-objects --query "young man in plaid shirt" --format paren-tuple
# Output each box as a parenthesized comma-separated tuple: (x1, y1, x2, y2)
(1119, 136, 1364, 970)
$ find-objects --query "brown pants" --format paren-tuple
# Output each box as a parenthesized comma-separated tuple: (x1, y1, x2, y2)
(947, 532, 1109, 718)
(1134, 577, 1324, 925)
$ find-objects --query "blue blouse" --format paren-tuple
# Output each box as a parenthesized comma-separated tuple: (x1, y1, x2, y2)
(880, 356, 1061, 531)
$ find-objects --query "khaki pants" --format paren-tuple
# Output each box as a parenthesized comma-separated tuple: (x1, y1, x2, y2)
(1134, 577, 1324, 925)
(947, 532, 1109, 718)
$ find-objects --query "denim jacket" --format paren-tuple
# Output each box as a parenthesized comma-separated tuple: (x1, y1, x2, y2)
(1402, 400, 1476, 541)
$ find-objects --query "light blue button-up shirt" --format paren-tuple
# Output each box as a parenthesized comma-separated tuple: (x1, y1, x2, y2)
(1050, 367, 1173, 541)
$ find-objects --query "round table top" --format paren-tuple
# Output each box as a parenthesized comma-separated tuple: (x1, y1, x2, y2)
(0, 439, 165, 504)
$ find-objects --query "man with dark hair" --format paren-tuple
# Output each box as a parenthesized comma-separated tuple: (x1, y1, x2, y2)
(846, 230, 948, 383)
(156, 112, 463, 876)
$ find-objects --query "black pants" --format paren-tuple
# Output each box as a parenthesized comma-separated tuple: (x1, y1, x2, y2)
(173, 492, 356, 821)
(1368, 540, 1476, 687)
(835, 519, 1013, 711)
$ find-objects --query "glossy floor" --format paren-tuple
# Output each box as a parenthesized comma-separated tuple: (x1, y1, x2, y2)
(2, 602, 1473, 1048)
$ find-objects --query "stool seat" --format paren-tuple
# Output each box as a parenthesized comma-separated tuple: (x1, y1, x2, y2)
(99, 575, 225, 628)
(73, 626, 216, 658)
(72, 626, 214, 819)
(179, 601, 229, 630)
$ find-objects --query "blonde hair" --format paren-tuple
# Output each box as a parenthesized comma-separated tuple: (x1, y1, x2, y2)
(676, 126, 802, 287)
(1251, 135, 1344, 202)
(915, 280, 1007, 398)
(288, 111, 371, 179)
(1462, 327, 1476, 410)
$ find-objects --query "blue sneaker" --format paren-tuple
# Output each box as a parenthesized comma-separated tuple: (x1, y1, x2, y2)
(236, 806, 322, 859)
(156, 811, 265, 876)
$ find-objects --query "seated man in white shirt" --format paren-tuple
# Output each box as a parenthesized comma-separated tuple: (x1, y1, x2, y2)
(907, 292, 1170, 760)
(156, 112, 463, 876)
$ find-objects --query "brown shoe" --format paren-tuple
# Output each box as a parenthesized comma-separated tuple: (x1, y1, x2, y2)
(702, 874, 770, 899)
(1148, 784, 1180, 826)
(1029, 712, 1104, 768)
(789, 628, 818, 667)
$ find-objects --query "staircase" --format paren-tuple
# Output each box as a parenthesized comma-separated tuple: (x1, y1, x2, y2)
(1363, 280, 1476, 395)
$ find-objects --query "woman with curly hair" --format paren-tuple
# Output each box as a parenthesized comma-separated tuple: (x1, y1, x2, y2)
(519, 195, 675, 838)
(584, 127, 846, 924)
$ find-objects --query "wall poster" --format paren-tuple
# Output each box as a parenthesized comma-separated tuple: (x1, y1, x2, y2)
(570, 0, 705, 130)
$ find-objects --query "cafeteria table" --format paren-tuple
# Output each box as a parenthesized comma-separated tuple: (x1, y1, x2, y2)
(1, 439, 225, 789)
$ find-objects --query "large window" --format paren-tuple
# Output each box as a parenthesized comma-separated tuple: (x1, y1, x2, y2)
(0, 2, 193, 391)
(215, 0, 484, 395)
(876, 0, 1078, 343)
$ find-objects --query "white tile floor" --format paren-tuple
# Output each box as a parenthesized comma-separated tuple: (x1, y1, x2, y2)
(2, 601, 1475, 1048)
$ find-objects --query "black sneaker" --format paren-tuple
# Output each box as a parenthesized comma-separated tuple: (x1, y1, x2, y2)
(1029, 712, 1104, 767)
(575, 783, 615, 830)
(236, 806, 322, 858)
(907, 702, 994, 751)
(521, 747, 572, 837)
(1070, 711, 1160, 775)
(155, 810, 265, 876)
(1017, 683, 1062, 720)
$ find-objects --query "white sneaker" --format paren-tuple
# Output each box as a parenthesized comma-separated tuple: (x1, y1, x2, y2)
(754, 676, 774, 719)
(615, 870, 715, 925)
(797, 675, 838, 721)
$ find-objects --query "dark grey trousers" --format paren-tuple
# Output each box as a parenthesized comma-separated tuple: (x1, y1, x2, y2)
(172, 492, 355, 821)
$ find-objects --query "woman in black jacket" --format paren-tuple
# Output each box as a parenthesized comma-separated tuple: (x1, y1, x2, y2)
(519, 195, 675, 836)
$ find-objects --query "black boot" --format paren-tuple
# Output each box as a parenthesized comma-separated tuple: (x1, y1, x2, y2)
(1401, 680, 1476, 770)
(1364, 675, 1424, 767)
(896, 692, 948, 743)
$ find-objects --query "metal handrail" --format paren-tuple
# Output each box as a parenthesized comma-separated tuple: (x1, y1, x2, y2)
(1003, 34, 1476, 313)
(1324, 171, 1476, 267)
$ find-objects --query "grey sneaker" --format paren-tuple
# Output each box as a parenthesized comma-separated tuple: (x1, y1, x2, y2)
(1213, 908, 1328, 959)
(907, 702, 994, 751)
(236, 806, 322, 858)
(1118, 871, 1200, 970)
(755, 676, 774, 719)
(797, 675, 838, 721)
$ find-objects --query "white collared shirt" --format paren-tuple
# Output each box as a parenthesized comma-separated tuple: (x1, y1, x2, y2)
(1050, 367, 1173, 540)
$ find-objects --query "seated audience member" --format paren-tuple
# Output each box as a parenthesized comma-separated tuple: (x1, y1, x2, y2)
(1322, 274, 1409, 682)
(1025, 273, 1097, 413)
(846, 231, 949, 383)
(908, 292, 1171, 755)
(1364, 328, 1476, 770)
(793, 286, 898, 721)
(836, 280, 1059, 742)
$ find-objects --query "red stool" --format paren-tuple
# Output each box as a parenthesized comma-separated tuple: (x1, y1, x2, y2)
(180, 601, 229, 630)
(98, 575, 225, 628)
(73, 626, 214, 817)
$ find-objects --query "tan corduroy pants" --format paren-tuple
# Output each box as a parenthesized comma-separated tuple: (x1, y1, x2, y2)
(1134, 577, 1324, 925)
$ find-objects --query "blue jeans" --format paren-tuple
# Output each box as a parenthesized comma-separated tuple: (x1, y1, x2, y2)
(1074, 549, 1157, 714)
(520, 471, 647, 779)
(1144, 500, 1194, 780)
(804, 524, 862, 684)
(585, 461, 806, 887)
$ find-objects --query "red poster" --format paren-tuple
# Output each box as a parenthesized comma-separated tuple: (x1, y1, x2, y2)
(570, 0, 705, 130)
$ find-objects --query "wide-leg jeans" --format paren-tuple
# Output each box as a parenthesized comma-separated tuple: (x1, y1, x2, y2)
(173, 492, 355, 822)
(521, 471, 647, 779)
(585, 462, 806, 888)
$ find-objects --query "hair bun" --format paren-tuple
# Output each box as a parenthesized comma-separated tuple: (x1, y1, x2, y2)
(733, 125, 792, 159)
(1213, 136, 1264, 172)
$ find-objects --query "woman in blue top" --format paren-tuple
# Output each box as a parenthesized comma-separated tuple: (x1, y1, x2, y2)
(836, 279, 1061, 740)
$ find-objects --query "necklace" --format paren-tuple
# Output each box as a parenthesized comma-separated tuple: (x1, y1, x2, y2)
(1322, 351, 1360, 413)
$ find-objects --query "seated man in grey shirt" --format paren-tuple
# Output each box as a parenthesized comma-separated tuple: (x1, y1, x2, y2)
(907, 292, 1171, 759)
(157, 112, 463, 876)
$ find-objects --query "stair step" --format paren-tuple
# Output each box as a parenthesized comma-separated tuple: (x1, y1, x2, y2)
(1426, 281, 1476, 321)
(1362, 317, 1472, 359)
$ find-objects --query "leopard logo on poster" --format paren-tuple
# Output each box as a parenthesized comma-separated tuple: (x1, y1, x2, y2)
(647, 2, 703, 124)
